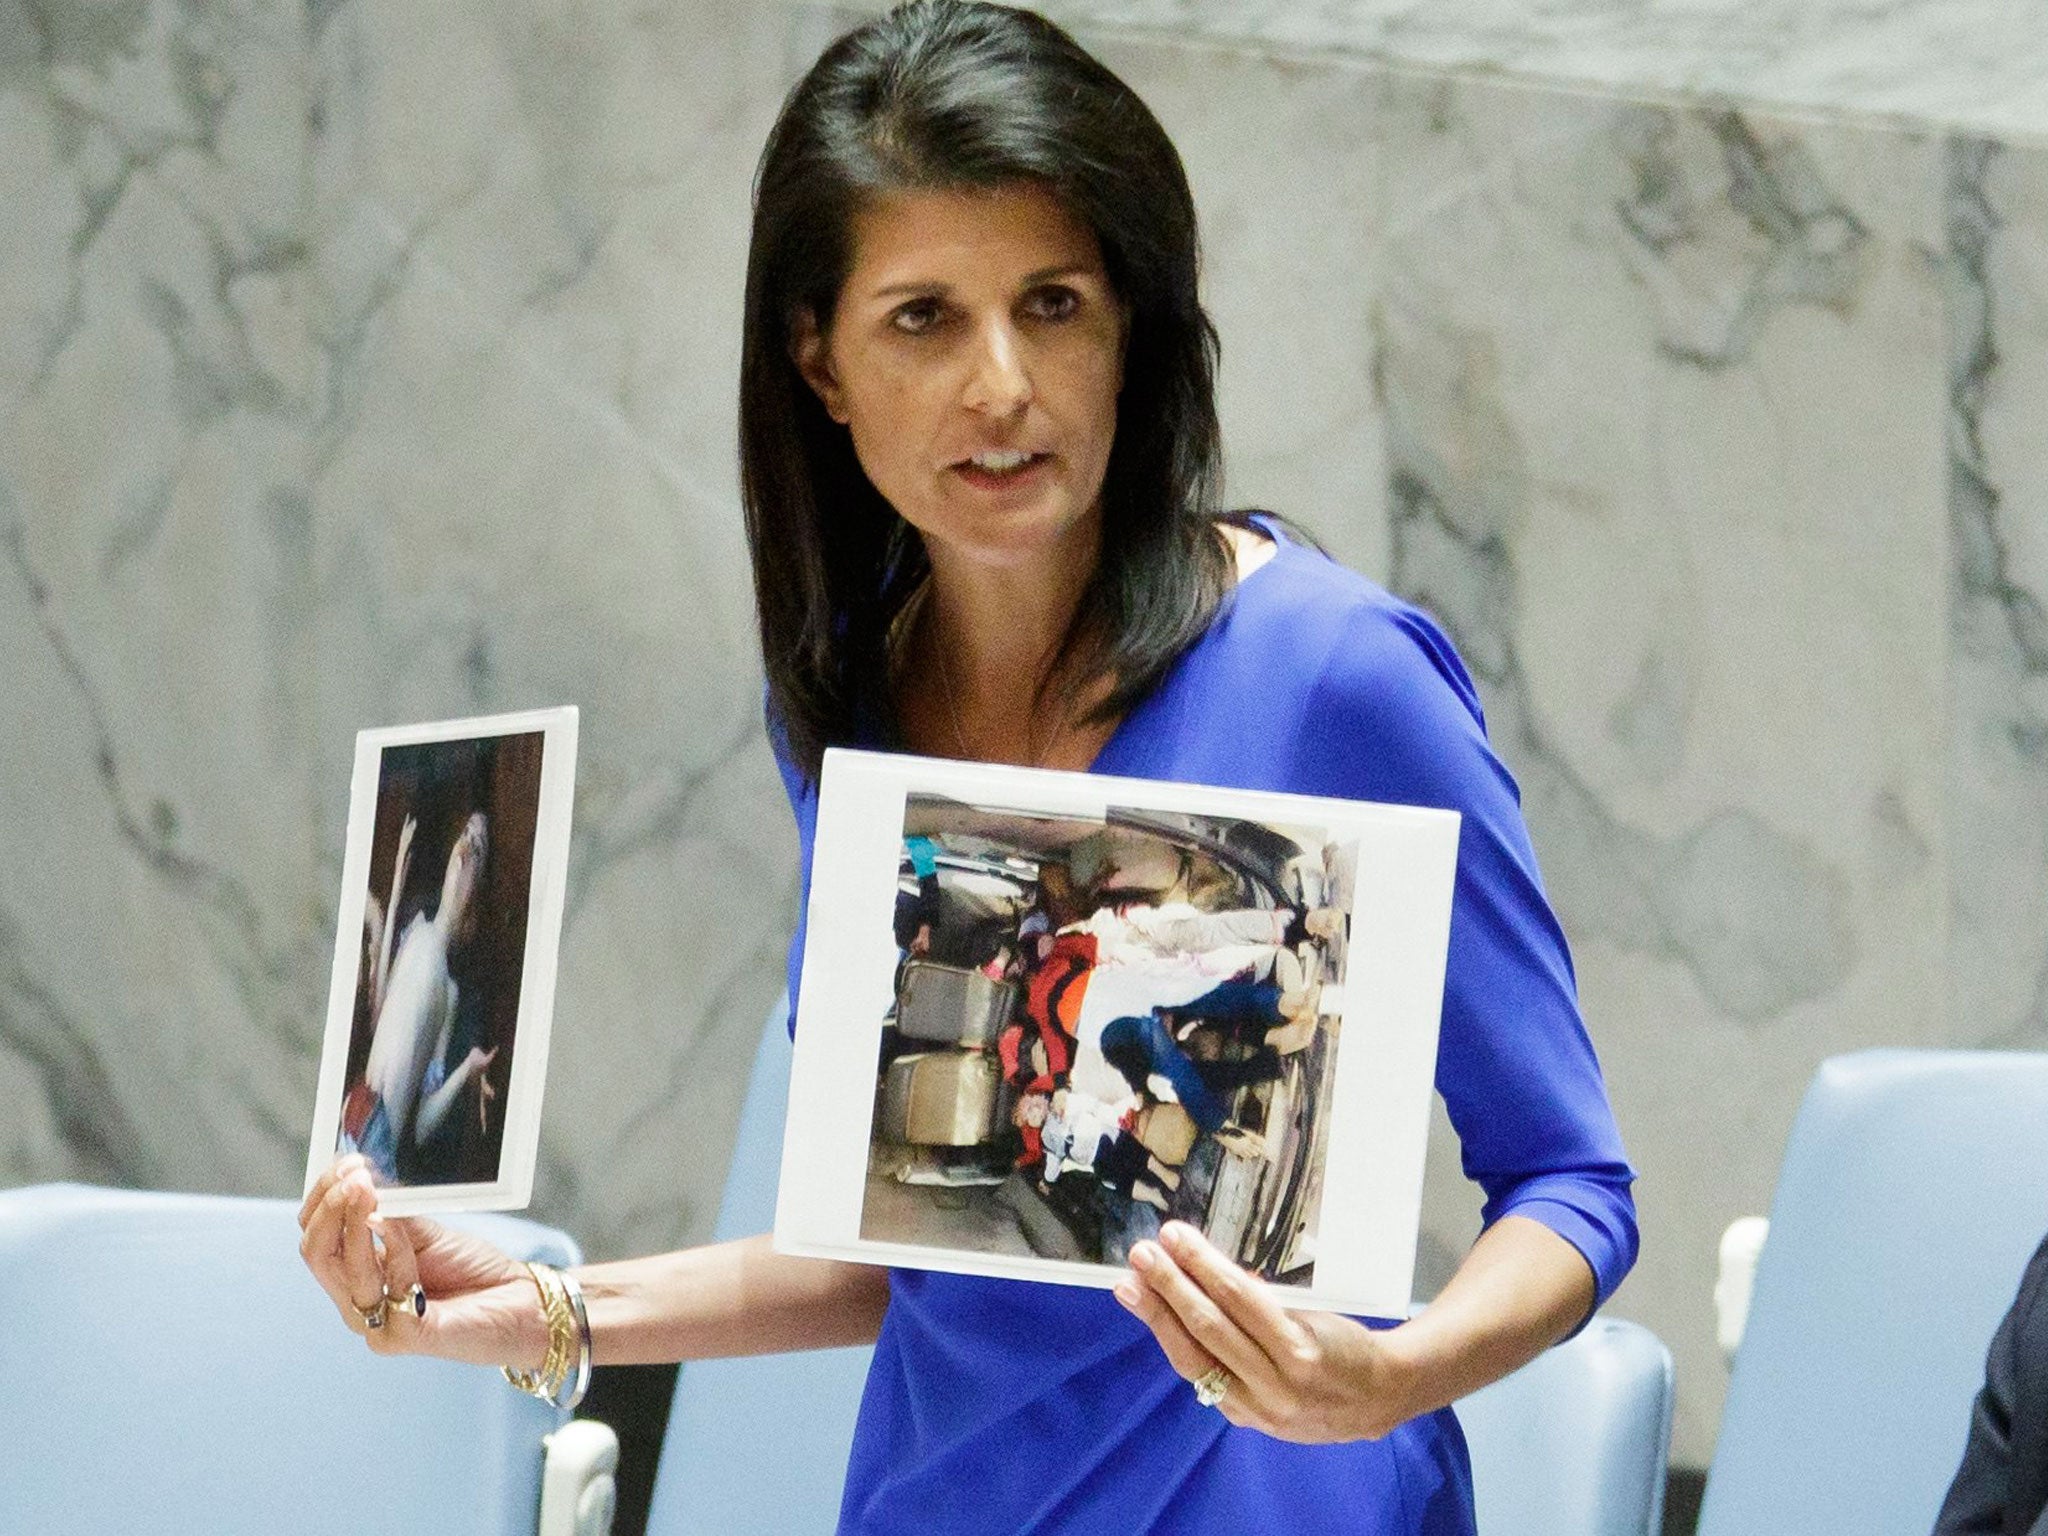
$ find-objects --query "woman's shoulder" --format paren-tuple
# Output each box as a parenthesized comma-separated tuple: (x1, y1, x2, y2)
(1229, 514, 1487, 729)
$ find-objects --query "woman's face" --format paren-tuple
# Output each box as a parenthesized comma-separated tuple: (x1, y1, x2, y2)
(796, 181, 1126, 578)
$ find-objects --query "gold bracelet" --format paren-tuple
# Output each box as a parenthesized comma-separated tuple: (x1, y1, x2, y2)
(501, 1262, 580, 1408)
(500, 1264, 559, 1402)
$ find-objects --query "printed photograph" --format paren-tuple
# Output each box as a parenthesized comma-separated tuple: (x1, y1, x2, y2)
(858, 793, 1356, 1285)
(779, 749, 1457, 1315)
(307, 706, 577, 1215)
(338, 731, 542, 1188)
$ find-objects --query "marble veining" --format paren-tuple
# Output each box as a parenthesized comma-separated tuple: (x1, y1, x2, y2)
(562, 716, 765, 924)
(3, 519, 297, 1005)
(1615, 109, 1875, 370)
(1945, 140, 2043, 672)
(0, 898, 160, 1188)
(1, 507, 327, 1172)
(1943, 134, 2048, 1050)
(1384, 404, 1858, 1022)
(1040, 0, 2048, 144)
(1366, 84, 1912, 1029)
(1604, 645, 1687, 785)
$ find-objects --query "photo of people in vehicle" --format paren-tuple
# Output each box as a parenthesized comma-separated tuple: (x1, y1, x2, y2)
(860, 792, 1357, 1285)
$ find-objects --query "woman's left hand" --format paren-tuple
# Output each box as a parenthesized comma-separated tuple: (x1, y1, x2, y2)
(300, 1156, 534, 1360)
(1116, 1220, 1416, 1443)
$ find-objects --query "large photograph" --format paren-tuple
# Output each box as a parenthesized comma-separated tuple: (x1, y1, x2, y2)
(306, 707, 577, 1216)
(778, 750, 1462, 1317)
(864, 796, 1352, 1284)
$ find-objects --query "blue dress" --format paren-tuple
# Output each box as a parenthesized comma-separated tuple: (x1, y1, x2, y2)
(772, 522, 1639, 1535)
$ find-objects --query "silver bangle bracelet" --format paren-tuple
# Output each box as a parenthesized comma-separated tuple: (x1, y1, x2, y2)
(554, 1265, 593, 1413)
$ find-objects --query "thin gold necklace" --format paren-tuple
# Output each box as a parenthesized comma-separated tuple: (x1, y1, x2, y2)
(929, 601, 1055, 768)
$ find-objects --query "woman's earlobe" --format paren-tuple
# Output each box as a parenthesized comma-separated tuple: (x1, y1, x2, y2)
(791, 310, 850, 424)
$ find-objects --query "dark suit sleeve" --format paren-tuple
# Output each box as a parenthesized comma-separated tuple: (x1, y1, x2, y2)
(1935, 1234, 2048, 1535)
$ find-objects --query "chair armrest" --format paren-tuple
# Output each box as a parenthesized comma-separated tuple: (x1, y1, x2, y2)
(1714, 1216, 1770, 1366)
(538, 1418, 619, 1536)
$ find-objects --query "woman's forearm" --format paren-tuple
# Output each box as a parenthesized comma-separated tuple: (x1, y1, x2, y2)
(573, 1234, 891, 1367)
(1378, 1214, 1598, 1426)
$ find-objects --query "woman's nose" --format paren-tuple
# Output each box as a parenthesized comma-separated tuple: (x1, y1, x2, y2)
(962, 319, 1032, 416)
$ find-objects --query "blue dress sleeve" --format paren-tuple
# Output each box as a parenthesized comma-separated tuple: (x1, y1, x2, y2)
(768, 707, 818, 1039)
(1294, 599, 1639, 1309)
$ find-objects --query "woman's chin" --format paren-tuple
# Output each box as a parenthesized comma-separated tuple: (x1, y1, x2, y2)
(912, 492, 1102, 574)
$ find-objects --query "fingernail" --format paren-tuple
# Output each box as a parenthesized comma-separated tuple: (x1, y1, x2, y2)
(1163, 1223, 1195, 1253)
(1130, 1243, 1156, 1272)
(1114, 1284, 1140, 1308)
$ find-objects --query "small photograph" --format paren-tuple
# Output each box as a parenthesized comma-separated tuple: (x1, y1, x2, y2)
(860, 796, 1354, 1284)
(778, 749, 1460, 1318)
(306, 707, 577, 1216)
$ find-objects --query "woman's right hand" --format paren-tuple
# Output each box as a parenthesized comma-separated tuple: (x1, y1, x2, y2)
(297, 1154, 547, 1368)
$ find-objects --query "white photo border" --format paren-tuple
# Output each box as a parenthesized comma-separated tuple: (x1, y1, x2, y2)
(775, 747, 1460, 1319)
(303, 705, 579, 1216)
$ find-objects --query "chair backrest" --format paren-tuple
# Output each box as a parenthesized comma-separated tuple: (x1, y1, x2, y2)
(0, 1182, 578, 1536)
(1456, 1315, 1674, 1536)
(645, 999, 872, 1536)
(1699, 1049, 2048, 1536)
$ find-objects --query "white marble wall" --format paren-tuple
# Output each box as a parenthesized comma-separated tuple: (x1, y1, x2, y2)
(8, 0, 2047, 1477)
(304, 0, 810, 1258)
(3, 0, 327, 1196)
(1049, 0, 2048, 141)
(0, 0, 805, 1262)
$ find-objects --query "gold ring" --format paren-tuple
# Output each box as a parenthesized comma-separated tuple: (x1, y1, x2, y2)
(1192, 1364, 1233, 1409)
(351, 1286, 391, 1331)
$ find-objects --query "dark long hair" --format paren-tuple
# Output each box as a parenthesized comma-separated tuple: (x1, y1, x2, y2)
(741, 0, 1233, 779)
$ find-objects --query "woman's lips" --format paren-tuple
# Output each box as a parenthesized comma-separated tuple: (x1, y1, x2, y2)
(953, 452, 1053, 493)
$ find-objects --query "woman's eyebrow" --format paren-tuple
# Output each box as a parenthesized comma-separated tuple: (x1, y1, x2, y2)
(1019, 262, 1096, 285)
(870, 279, 951, 300)
(866, 262, 1099, 301)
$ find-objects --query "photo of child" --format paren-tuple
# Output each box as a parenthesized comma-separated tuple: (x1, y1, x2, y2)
(306, 706, 577, 1217)
(336, 731, 544, 1189)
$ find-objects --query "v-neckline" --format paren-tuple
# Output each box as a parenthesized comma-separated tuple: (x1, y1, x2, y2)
(868, 516, 1292, 775)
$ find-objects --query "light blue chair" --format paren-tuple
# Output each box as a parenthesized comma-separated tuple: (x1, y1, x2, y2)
(648, 998, 1674, 1536)
(0, 1182, 616, 1536)
(646, 1003, 871, 1536)
(1458, 1314, 1673, 1536)
(1698, 1049, 2048, 1536)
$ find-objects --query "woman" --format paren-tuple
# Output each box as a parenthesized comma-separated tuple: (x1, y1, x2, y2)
(300, 4, 1636, 1531)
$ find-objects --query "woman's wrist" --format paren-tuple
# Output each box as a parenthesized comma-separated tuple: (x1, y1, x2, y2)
(1358, 1222, 1597, 1440)
(484, 1272, 554, 1372)
(1356, 1319, 1439, 1439)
